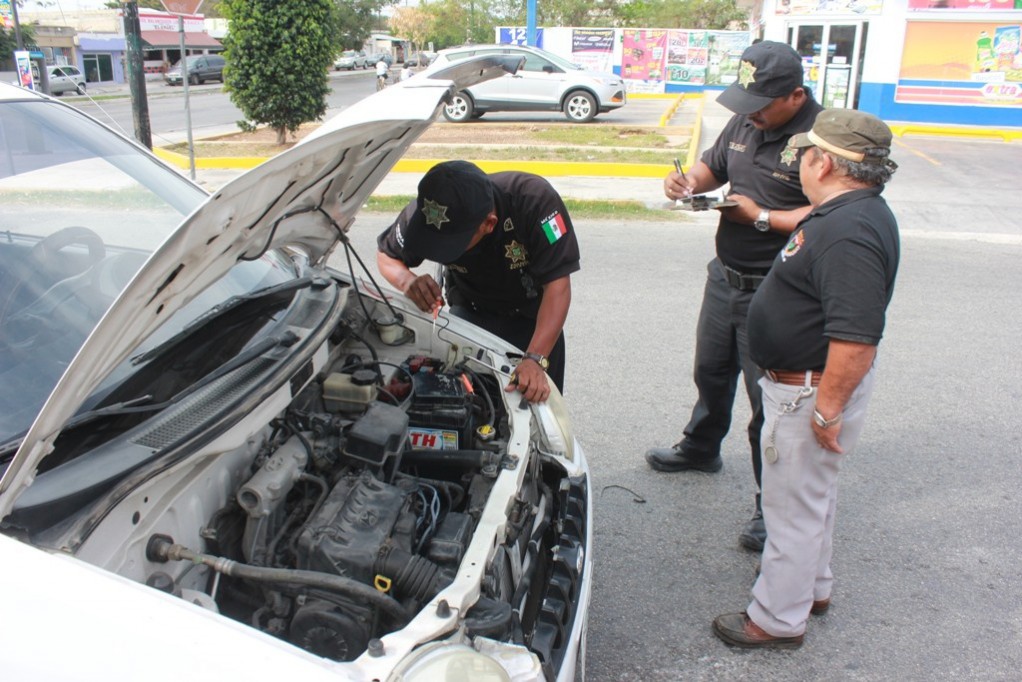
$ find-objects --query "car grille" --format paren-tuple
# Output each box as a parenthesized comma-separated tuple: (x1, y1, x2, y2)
(530, 474, 588, 676)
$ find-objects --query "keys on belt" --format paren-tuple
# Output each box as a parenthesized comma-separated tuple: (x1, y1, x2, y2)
(722, 264, 767, 291)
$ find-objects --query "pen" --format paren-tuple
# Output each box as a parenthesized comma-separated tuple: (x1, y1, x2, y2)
(673, 158, 687, 182)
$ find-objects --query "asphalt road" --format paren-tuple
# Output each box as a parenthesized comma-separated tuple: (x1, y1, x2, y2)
(339, 134, 1022, 681)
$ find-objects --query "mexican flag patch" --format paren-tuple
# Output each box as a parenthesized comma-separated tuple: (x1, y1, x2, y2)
(542, 213, 569, 244)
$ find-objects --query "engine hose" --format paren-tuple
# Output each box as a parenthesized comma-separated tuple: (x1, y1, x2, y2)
(151, 540, 411, 622)
(375, 546, 451, 603)
(400, 449, 500, 470)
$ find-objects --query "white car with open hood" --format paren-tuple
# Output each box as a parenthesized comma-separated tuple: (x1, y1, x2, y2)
(0, 57, 591, 681)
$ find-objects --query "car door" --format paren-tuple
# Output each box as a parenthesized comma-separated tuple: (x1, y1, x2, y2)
(504, 51, 564, 106)
(49, 67, 71, 93)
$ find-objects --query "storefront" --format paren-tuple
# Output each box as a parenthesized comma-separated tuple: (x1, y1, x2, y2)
(759, 0, 1022, 127)
(78, 35, 126, 84)
(137, 9, 222, 74)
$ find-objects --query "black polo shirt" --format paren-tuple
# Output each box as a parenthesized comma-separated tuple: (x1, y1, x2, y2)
(747, 186, 900, 371)
(378, 171, 581, 315)
(701, 95, 824, 272)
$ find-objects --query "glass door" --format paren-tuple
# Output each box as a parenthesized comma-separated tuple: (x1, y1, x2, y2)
(787, 23, 866, 109)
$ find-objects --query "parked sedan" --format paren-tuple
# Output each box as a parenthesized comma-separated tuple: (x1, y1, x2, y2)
(46, 65, 86, 95)
(0, 54, 591, 681)
(333, 50, 367, 70)
(425, 44, 626, 123)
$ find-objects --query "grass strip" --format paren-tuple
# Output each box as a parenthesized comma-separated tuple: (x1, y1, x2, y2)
(362, 195, 682, 221)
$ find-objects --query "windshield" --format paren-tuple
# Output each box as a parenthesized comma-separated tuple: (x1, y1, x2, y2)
(0, 96, 293, 447)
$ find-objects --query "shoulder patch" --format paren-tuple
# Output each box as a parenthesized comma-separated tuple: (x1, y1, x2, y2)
(781, 230, 805, 262)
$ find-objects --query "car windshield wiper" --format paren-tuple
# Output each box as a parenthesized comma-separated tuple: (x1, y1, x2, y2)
(131, 275, 316, 366)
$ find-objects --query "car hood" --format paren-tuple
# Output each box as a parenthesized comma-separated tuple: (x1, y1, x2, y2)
(0, 55, 523, 519)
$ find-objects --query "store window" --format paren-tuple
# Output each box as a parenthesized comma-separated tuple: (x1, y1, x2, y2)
(788, 22, 867, 109)
(83, 54, 114, 83)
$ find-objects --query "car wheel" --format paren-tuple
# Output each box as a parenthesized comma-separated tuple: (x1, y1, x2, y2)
(563, 90, 597, 123)
(442, 93, 474, 123)
(76, 84, 86, 95)
(189, 73, 200, 86)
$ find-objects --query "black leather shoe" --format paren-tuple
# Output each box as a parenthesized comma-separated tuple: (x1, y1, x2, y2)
(739, 509, 766, 551)
(644, 445, 723, 473)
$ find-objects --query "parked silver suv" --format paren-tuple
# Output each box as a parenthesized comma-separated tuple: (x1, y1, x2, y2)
(425, 44, 626, 122)
(164, 54, 225, 86)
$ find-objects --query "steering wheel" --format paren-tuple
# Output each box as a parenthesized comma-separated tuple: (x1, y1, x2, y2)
(30, 226, 106, 281)
(0, 226, 106, 328)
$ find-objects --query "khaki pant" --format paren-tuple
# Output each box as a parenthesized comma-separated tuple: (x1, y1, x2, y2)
(747, 367, 876, 637)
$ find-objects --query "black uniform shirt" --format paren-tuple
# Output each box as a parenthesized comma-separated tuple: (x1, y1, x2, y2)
(701, 95, 824, 272)
(747, 186, 900, 371)
(378, 171, 581, 314)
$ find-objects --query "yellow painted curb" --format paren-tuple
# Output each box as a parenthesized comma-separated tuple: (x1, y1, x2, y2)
(658, 94, 686, 127)
(684, 95, 704, 173)
(889, 124, 1022, 143)
(628, 92, 682, 100)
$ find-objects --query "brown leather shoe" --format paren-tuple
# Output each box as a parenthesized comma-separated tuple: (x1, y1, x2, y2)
(712, 612, 804, 649)
(810, 598, 831, 615)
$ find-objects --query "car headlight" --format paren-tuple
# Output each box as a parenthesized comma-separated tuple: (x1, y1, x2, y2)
(536, 383, 575, 461)
(392, 643, 511, 681)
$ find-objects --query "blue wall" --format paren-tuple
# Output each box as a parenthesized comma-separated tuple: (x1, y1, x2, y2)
(859, 82, 1021, 127)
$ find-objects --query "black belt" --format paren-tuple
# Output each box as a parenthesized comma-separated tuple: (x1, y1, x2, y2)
(722, 264, 767, 292)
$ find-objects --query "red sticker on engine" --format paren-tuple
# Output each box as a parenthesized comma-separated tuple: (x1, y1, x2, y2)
(409, 428, 459, 450)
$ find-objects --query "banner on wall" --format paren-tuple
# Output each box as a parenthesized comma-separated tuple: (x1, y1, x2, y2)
(622, 29, 668, 93)
(571, 28, 615, 73)
(498, 27, 545, 48)
(907, 0, 1021, 9)
(896, 21, 1022, 107)
(666, 30, 750, 85)
(776, 0, 883, 14)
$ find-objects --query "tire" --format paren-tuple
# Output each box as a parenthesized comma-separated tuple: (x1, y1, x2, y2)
(76, 83, 86, 95)
(189, 73, 200, 86)
(563, 90, 597, 123)
(442, 93, 474, 122)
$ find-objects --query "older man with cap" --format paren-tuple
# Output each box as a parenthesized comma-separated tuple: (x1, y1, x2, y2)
(376, 160, 580, 403)
(711, 108, 900, 649)
(646, 41, 824, 553)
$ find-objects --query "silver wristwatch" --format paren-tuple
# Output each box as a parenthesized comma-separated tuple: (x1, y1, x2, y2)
(754, 209, 771, 232)
(813, 408, 842, 429)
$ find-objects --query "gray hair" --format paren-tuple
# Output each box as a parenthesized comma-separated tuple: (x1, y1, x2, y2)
(817, 146, 897, 186)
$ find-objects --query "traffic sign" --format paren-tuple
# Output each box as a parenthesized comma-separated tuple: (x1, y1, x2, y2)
(160, 0, 205, 15)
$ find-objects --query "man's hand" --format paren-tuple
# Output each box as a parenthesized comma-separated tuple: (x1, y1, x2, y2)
(402, 274, 444, 313)
(812, 418, 844, 454)
(721, 193, 761, 225)
(506, 358, 550, 404)
(664, 170, 695, 201)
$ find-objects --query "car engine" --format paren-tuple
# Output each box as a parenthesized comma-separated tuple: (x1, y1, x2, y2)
(141, 349, 585, 673)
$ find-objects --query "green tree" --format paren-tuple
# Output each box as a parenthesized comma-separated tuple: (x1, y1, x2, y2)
(1, 25, 37, 71)
(333, 0, 392, 50)
(220, 0, 335, 145)
(389, 6, 431, 55)
(615, 0, 746, 30)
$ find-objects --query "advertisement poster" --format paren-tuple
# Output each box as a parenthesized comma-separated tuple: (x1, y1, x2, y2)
(1, 0, 13, 29)
(777, 0, 883, 14)
(571, 28, 615, 73)
(896, 21, 1022, 107)
(622, 29, 668, 93)
(15, 51, 34, 90)
(665, 31, 749, 86)
(907, 0, 1021, 9)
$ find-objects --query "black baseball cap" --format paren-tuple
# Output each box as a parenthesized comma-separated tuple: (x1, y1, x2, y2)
(402, 160, 495, 264)
(717, 41, 805, 115)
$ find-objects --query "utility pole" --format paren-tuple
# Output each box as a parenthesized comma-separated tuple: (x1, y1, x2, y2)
(122, 1, 153, 149)
(10, 0, 24, 50)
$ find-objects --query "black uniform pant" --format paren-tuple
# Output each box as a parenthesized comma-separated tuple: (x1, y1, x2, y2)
(681, 258, 764, 489)
(450, 305, 566, 393)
